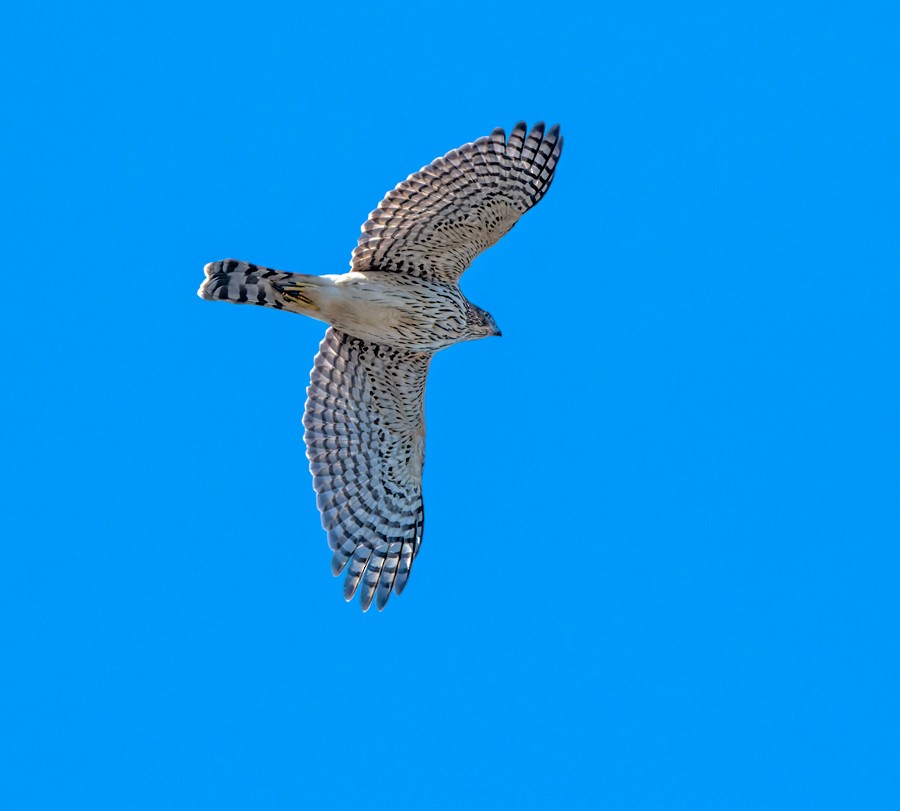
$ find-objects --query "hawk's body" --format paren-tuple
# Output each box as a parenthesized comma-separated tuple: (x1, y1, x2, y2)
(199, 122, 562, 610)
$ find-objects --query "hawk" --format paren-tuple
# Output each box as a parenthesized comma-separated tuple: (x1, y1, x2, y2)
(199, 122, 563, 610)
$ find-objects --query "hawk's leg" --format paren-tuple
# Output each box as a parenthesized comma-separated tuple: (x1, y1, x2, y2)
(276, 282, 320, 310)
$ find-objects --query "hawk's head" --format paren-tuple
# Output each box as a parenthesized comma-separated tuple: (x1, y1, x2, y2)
(464, 303, 502, 340)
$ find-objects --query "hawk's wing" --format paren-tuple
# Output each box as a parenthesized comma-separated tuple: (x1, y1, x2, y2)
(350, 122, 563, 284)
(303, 328, 432, 611)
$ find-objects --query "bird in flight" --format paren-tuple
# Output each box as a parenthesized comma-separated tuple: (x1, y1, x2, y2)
(199, 122, 563, 611)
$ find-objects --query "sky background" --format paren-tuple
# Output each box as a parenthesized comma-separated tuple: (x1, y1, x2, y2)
(2, 1, 899, 808)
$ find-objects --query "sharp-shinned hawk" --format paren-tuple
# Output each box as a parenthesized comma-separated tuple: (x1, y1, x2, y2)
(199, 122, 563, 610)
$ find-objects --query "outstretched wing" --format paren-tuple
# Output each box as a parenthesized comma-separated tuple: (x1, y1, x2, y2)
(351, 122, 563, 284)
(303, 328, 432, 611)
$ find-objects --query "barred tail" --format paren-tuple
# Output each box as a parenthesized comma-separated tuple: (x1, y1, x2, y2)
(198, 259, 304, 310)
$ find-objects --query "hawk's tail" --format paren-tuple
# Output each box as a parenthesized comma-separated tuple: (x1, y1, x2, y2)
(198, 259, 311, 311)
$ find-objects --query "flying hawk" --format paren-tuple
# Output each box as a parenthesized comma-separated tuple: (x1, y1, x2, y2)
(199, 122, 563, 610)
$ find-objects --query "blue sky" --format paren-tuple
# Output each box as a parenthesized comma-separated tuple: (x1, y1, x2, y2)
(2, 1, 898, 808)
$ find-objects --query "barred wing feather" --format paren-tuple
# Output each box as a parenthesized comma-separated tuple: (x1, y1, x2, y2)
(351, 122, 563, 283)
(303, 328, 432, 611)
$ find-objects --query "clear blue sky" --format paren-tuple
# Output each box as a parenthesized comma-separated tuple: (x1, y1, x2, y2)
(2, 1, 898, 808)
